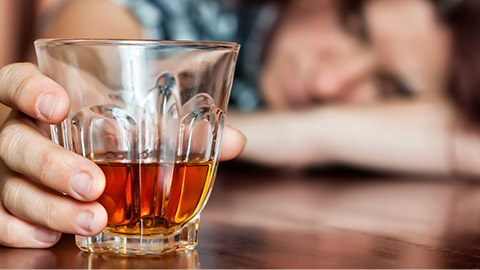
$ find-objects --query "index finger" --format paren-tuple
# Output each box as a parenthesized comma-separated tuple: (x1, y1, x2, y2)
(0, 63, 70, 124)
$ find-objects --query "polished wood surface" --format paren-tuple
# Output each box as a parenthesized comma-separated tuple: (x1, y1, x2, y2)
(2, 162, 480, 268)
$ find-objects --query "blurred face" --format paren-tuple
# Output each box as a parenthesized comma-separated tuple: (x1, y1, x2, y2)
(260, 0, 451, 109)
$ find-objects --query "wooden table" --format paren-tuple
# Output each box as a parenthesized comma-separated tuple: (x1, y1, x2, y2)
(2, 161, 480, 268)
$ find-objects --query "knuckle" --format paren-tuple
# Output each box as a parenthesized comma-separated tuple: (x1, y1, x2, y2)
(0, 177, 57, 231)
(0, 63, 18, 87)
(0, 63, 33, 77)
(0, 176, 57, 232)
(1, 178, 21, 214)
(0, 123, 25, 162)
(10, 76, 31, 106)
(42, 199, 57, 228)
(0, 63, 38, 107)
(37, 148, 56, 185)
(0, 219, 18, 247)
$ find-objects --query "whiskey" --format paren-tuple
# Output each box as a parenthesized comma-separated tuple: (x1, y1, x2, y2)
(96, 161, 214, 236)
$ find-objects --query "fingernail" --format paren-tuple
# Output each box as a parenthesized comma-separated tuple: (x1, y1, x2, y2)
(75, 211, 94, 232)
(34, 226, 57, 243)
(36, 93, 58, 120)
(70, 172, 92, 200)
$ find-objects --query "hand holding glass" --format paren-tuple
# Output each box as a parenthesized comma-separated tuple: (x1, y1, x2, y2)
(35, 39, 239, 255)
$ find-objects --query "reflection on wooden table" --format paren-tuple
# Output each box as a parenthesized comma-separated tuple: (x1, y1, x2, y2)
(2, 161, 480, 268)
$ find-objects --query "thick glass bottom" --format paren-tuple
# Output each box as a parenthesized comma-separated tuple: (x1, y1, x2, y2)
(77, 250, 199, 268)
(75, 217, 199, 255)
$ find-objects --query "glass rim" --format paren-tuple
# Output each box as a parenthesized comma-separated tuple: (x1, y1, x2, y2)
(34, 38, 240, 51)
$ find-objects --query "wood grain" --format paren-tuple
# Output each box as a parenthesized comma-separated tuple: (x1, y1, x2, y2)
(2, 162, 480, 268)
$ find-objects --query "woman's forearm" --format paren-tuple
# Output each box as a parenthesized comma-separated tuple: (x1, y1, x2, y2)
(314, 100, 454, 175)
(228, 100, 456, 175)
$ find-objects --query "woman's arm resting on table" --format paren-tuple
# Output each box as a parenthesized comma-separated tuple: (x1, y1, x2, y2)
(228, 99, 464, 176)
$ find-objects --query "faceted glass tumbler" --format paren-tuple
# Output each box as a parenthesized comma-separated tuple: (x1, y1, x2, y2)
(34, 39, 239, 255)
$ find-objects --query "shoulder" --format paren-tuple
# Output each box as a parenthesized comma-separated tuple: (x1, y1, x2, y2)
(39, 0, 143, 39)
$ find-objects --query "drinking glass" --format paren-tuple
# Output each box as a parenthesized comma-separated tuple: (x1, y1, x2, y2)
(34, 39, 239, 255)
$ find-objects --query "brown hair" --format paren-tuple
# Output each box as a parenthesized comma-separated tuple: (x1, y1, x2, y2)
(439, 0, 480, 125)
(342, 0, 480, 125)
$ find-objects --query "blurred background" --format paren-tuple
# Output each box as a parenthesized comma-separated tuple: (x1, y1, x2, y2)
(3, 1, 480, 267)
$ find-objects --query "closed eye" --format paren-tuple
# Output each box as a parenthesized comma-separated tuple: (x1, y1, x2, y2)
(376, 72, 415, 98)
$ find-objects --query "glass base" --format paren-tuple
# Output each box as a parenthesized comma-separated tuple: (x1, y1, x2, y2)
(76, 250, 200, 268)
(75, 217, 199, 255)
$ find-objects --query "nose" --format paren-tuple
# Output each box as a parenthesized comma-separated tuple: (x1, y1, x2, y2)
(310, 52, 376, 100)
(312, 70, 346, 99)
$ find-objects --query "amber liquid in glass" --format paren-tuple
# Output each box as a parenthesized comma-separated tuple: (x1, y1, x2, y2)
(96, 161, 214, 236)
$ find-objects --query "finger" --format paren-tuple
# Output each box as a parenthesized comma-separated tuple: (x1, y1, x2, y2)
(0, 62, 70, 124)
(0, 202, 61, 248)
(0, 116, 105, 201)
(219, 125, 246, 161)
(1, 174, 107, 236)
